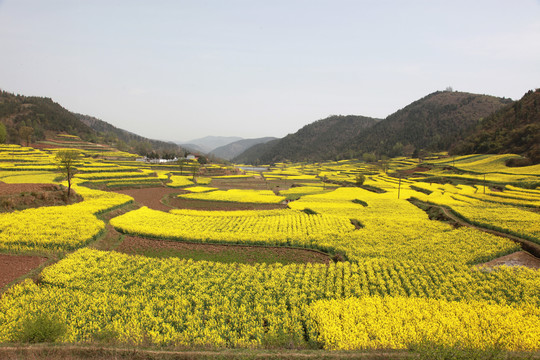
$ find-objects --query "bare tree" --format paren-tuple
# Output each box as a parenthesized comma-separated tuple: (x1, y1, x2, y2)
(55, 150, 80, 197)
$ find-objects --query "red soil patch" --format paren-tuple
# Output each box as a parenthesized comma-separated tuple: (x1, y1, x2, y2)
(0, 254, 48, 289)
(478, 251, 540, 270)
(211, 177, 271, 190)
(0, 183, 59, 196)
(0, 183, 82, 212)
(113, 187, 181, 212)
(116, 236, 331, 265)
(114, 186, 288, 211)
(167, 197, 287, 211)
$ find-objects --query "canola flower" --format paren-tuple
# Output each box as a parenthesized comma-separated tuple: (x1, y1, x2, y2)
(0, 171, 59, 184)
(1, 153, 539, 350)
(76, 171, 147, 180)
(184, 186, 218, 193)
(287, 187, 519, 264)
(0, 249, 538, 348)
(307, 296, 540, 350)
(0, 185, 132, 252)
(211, 174, 254, 179)
(193, 177, 212, 185)
(167, 175, 194, 188)
(111, 207, 354, 247)
(278, 186, 330, 198)
(177, 189, 286, 204)
(413, 185, 540, 244)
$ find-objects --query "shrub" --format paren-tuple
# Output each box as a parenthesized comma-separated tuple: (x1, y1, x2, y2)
(16, 313, 66, 343)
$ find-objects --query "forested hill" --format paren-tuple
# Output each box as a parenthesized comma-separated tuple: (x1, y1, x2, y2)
(75, 113, 183, 157)
(0, 90, 184, 157)
(452, 89, 540, 164)
(234, 115, 380, 164)
(0, 91, 94, 143)
(339, 91, 513, 159)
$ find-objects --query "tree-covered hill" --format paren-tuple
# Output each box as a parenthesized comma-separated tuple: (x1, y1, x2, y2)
(451, 89, 540, 164)
(0, 90, 94, 143)
(0, 90, 185, 157)
(340, 91, 513, 159)
(75, 113, 183, 158)
(234, 115, 380, 164)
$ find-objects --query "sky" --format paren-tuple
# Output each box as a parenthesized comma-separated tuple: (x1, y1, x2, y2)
(0, 0, 539, 143)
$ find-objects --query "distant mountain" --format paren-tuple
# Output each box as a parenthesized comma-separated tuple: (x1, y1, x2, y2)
(232, 139, 280, 165)
(0, 90, 184, 157)
(210, 137, 277, 161)
(178, 136, 243, 153)
(452, 89, 540, 164)
(340, 90, 513, 158)
(234, 115, 380, 164)
(179, 143, 208, 155)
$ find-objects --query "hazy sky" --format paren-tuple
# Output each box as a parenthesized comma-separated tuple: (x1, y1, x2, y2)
(1, 0, 539, 142)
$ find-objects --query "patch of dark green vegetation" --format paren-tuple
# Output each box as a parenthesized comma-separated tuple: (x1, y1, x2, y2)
(16, 313, 66, 343)
(302, 208, 318, 215)
(351, 199, 368, 207)
(360, 184, 386, 193)
(408, 198, 460, 228)
(350, 219, 364, 229)
(409, 185, 433, 195)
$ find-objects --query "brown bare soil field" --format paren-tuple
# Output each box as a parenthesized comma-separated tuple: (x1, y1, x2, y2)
(0, 183, 82, 212)
(0, 183, 59, 196)
(0, 254, 48, 289)
(211, 177, 271, 190)
(478, 251, 540, 269)
(116, 236, 331, 265)
(114, 186, 288, 211)
(113, 187, 182, 212)
(166, 197, 288, 211)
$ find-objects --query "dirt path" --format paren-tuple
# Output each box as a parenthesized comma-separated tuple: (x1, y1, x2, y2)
(0, 345, 421, 360)
(113, 187, 182, 212)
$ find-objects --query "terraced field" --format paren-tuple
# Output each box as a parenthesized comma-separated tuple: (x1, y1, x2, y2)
(0, 143, 539, 357)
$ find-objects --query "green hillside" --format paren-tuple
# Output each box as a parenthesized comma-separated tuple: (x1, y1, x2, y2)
(75, 113, 183, 158)
(451, 89, 540, 164)
(234, 115, 380, 164)
(0, 90, 184, 157)
(342, 91, 513, 159)
(0, 90, 94, 143)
